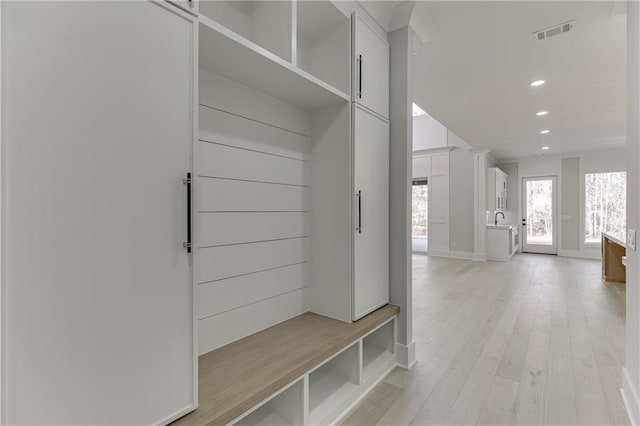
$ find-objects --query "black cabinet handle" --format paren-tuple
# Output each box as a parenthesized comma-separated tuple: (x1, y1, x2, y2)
(356, 190, 362, 234)
(358, 54, 363, 99)
(183, 173, 192, 253)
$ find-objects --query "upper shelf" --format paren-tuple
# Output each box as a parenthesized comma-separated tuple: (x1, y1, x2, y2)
(199, 15, 350, 110)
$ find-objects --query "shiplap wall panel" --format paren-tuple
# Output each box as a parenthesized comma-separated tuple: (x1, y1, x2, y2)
(197, 237, 309, 284)
(197, 179, 308, 212)
(198, 263, 308, 320)
(197, 71, 310, 354)
(199, 141, 309, 186)
(200, 70, 310, 137)
(199, 106, 309, 160)
(198, 288, 308, 354)
(198, 212, 308, 247)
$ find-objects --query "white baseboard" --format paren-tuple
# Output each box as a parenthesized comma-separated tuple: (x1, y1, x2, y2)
(396, 341, 416, 369)
(427, 248, 449, 258)
(622, 367, 639, 425)
(448, 250, 474, 260)
(473, 252, 487, 261)
(558, 249, 601, 260)
(427, 249, 474, 261)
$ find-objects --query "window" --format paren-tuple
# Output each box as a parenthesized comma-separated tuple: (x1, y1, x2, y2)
(585, 172, 626, 244)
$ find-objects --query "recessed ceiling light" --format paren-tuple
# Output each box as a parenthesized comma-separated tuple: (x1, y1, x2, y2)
(540, 129, 550, 134)
(530, 80, 546, 87)
(536, 111, 548, 116)
(542, 146, 550, 150)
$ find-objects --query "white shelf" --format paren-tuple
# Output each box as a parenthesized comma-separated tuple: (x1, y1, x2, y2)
(296, 1, 350, 95)
(309, 344, 359, 424)
(199, 15, 349, 110)
(199, 1, 293, 62)
(362, 321, 394, 381)
(235, 380, 303, 426)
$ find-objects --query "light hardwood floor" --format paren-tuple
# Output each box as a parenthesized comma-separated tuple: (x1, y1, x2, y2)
(341, 253, 629, 425)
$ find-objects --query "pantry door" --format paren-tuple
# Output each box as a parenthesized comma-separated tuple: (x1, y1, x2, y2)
(522, 176, 558, 254)
(3, 2, 196, 424)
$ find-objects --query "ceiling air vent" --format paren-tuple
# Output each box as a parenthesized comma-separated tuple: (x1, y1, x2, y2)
(533, 21, 574, 42)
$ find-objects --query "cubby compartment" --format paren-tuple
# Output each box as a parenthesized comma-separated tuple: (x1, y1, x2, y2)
(362, 319, 395, 381)
(200, 1, 294, 62)
(308, 343, 359, 424)
(296, 1, 350, 94)
(235, 380, 304, 426)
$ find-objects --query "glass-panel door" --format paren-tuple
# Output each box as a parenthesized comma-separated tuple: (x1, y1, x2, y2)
(412, 179, 428, 253)
(522, 176, 558, 254)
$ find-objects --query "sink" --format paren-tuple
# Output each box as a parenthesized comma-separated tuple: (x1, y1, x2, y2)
(486, 225, 513, 230)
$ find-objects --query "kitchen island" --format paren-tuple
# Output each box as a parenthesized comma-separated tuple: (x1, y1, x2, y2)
(602, 231, 626, 283)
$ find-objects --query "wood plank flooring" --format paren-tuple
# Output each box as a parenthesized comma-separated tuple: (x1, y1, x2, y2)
(341, 254, 629, 425)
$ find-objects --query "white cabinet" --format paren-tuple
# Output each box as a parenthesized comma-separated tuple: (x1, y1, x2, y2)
(353, 14, 389, 119)
(486, 227, 517, 261)
(487, 167, 508, 211)
(353, 104, 390, 320)
(3, 2, 196, 424)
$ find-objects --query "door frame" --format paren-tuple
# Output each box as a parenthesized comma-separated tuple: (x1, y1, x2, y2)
(522, 176, 558, 254)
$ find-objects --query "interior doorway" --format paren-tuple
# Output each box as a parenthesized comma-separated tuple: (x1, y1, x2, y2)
(412, 179, 428, 253)
(522, 176, 558, 254)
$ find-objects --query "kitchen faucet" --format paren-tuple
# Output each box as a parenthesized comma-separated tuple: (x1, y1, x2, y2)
(495, 211, 505, 225)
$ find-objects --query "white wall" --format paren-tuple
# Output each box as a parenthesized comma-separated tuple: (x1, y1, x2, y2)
(623, 3, 640, 423)
(197, 70, 310, 354)
(449, 141, 474, 256)
(413, 113, 446, 150)
(499, 148, 626, 258)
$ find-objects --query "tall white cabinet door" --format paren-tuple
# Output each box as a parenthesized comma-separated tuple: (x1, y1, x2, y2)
(353, 15, 390, 119)
(4, 2, 195, 424)
(353, 105, 390, 320)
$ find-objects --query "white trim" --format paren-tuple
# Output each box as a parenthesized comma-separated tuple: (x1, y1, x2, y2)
(413, 146, 456, 157)
(622, 367, 639, 425)
(448, 250, 474, 260)
(395, 341, 416, 369)
(558, 249, 601, 260)
(427, 248, 450, 258)
(473, 253, 487, 262)
(159, 404, 199, 426)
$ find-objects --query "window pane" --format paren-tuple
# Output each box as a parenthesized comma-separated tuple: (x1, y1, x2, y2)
(526, 179, 553, 245)
(585, 172, 626, 243)
(412, 184, 427, 238)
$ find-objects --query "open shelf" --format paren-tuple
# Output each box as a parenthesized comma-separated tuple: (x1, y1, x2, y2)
(199, 1, 293, 62)
(309, 343, 359, 424)
(362, 320, 395, 381)
(199, 15, 349, 110)
(296, 1, 350, 95)
(235, 381, 303, 426)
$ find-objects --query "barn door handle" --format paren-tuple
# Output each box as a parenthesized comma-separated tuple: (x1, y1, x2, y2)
(358, 54, 363, 99)
(356, 190, 362, 234)
(183, 173, 192, 253)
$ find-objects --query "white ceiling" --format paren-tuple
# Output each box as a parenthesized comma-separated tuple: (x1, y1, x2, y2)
(410, 1, 627, 161)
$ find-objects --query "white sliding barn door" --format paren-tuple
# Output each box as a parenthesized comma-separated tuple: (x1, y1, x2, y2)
(3, 2, 196, 424)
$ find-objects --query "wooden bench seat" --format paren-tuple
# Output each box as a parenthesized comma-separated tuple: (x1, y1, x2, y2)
(173, 304, 400, 425)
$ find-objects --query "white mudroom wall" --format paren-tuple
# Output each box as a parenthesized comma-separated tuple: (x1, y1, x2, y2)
(197, 70, 311, 354)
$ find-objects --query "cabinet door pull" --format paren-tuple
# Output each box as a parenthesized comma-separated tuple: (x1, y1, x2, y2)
(183, 172, 192, 253)
(356, 190, 362, 234)
(358, 54, 363, 99)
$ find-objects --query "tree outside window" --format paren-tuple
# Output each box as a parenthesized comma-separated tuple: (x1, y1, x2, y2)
(585, 172, 626, 244)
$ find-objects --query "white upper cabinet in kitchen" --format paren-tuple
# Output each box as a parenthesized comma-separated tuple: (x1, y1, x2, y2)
(487, 167, 508, 212)
(353, 14, 389, 118)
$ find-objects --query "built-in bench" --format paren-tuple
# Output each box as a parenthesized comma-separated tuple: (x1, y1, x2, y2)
(173, 304, 400, 425)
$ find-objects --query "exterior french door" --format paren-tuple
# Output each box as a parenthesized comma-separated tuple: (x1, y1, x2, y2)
(522, 176, 558, 254)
